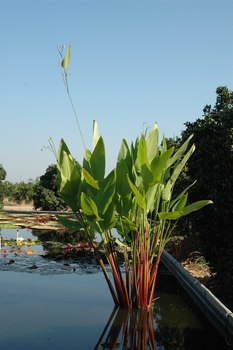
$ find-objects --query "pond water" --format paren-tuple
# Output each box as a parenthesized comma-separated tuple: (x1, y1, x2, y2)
(0, 229, 230, 349)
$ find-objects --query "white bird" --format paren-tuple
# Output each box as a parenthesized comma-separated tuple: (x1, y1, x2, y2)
(16, 230, 24, 243)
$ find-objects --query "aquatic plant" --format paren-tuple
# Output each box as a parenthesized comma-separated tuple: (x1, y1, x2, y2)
(56, 44, 212, 309)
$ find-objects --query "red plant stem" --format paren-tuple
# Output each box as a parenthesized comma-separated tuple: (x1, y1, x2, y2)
(139, 242, 143, 308)
(124, 275, 130, 309)
(124, 247, 129, 297)
(108, 251, 128, 308)
(149, 250, 161, 289)
(98, 258, 120, 307)
(79, 215, 120, 307)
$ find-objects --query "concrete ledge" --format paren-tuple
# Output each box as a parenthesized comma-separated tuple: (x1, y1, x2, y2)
(161, 249, 233, 347)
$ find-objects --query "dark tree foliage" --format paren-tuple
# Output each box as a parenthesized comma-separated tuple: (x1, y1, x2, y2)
(33, 164, 68, 211)
(179, 86, 233, 296)
(0, 164, 7, 207)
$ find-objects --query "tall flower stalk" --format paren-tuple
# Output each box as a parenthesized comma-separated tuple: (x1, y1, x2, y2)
(56, 44, 212, 309)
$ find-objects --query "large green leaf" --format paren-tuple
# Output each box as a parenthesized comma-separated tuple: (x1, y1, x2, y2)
(137, 135, 153, 185)
(127, 175, 145, 209)
(95, 169, 116, 214)
(145, 184, 159, 213)
(146, 123, 159, 164)
(61, 43, 71, 70)
(117, 139, 130, 163)
(90, 136, 105, 181)
(60, 152, 81, 196)
(56, 215, 84, 231)
(116, 160, 131, 196)
(116, 193, 132, 217)
(158, 211, 183, 220)
(59, 151, 81, 211)
(182, 200, 213, 216)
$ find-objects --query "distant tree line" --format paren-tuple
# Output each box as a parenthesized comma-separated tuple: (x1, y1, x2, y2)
(0, 164, 67, 211)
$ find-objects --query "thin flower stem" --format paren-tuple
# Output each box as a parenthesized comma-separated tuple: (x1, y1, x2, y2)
(67, 90, 86, 151)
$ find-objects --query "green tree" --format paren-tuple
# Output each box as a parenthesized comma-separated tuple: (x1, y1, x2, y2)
(13, 180, 35, 204)
(1, 181, 15, 201)
(179, 86, 233, 296)
(0, 164, 7, 207)
(33, 164, 68, 211)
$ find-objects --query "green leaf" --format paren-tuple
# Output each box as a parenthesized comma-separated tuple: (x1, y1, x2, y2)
(116, 193, 132, 217)
(57, 139, 71, 182)
(82, 168, 99, 196)
(90, 136, 105, 181)
(99, 202, 116, 230)
(83, 149, 92, 173)
(162, 144, 195, 202)
(158, 211, 183, 220)
(127, 175, 145, 209)
(93, 120, 99, 151)
(95, 169, 116, 214)
(86, 218, 102, 235)
(161, 134, 167, 154)
(81, 192, 102, 221)
(182, 200, 213, 216)
(117, 139, 130, 163)
(59, 151, 81, 211)
(116, 160, 131, 196)
(137, 135, 153, 184)
(61, 43, 71, 70)
(122, 216, 137, 231)
(165, 133, 194, 170)
(146, 123, 159, 164)
(145, 184, 159, 213)
(172, 194, 188, 212)
(60, 152, 81, 195)
(150, 147, 174, 184)
(56, 215, 83, 231)
(169, 181, 196, 209)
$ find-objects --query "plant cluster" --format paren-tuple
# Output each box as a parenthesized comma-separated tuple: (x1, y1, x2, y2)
(55, 44, 212, 309)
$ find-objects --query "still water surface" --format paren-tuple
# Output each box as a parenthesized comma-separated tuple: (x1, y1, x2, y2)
(0, 229, 230, 349)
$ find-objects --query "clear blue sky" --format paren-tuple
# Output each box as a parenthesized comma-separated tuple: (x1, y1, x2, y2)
(1, 0, 232, 183)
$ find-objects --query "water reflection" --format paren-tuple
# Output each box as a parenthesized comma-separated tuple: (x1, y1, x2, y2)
(95, 275, 229, 350)
(95, 307, 156, 350)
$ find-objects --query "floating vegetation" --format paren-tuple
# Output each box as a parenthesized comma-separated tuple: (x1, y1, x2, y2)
(0, 212, 69, 231)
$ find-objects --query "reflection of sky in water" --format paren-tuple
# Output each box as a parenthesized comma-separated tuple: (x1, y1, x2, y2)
(0, 228, 39, 240)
